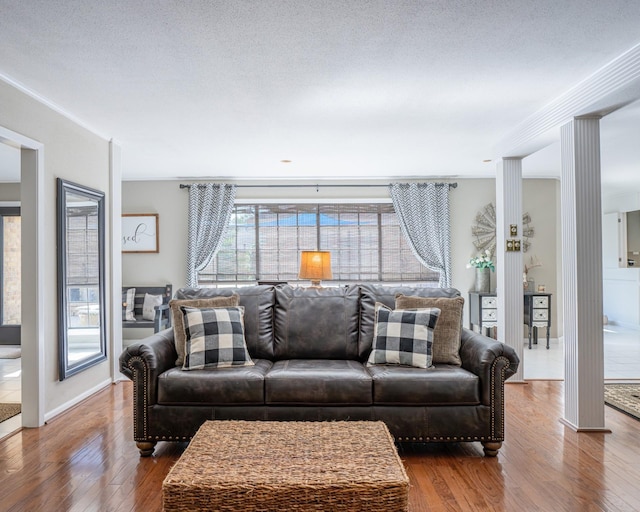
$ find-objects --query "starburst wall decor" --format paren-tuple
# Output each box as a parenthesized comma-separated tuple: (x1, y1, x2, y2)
(471, 203, 534, 257)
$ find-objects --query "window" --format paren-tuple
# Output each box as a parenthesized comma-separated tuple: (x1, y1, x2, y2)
(66, 206, 100, 328)
(198, 203, 439, 285)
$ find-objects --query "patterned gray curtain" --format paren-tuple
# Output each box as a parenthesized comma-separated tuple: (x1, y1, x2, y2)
(187, 183, 236, 287)
(389, 182, 452, 287)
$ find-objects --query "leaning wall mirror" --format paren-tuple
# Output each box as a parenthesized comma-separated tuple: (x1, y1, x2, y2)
(57, 178, 107, 380)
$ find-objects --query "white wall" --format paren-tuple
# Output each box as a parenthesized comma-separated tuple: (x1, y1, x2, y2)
(524, 179, 561, 338)
(603, 268, 640, 328)
(602, 191, 640, 327)
(122, 177, 561, 338)
(602, 192, 640, 214)
(0, 78, 113, 415)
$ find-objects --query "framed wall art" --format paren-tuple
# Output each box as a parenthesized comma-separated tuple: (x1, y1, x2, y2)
(122, 213, 159, 253)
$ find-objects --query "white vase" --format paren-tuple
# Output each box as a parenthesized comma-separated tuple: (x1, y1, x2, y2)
(475, 267, 490, 293)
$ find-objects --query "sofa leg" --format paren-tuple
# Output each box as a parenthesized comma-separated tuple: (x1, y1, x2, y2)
(482, 441, 502, 457)
(136, 441, 157, 457)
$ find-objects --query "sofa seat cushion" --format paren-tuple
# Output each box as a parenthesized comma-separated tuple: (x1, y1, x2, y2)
(158, 359, 273, 405)
(367, 364, 480, 405)
(265, 359, 372, 405)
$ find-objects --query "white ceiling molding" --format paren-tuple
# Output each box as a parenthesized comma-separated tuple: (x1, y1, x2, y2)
(495, 42, 640, 159)
(0, 73, 112, 142)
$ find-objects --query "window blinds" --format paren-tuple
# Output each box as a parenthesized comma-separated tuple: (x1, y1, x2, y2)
(199, 203, 440, 284)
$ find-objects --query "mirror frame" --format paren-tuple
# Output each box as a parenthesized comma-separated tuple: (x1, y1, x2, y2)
(57, 178, 107, 380)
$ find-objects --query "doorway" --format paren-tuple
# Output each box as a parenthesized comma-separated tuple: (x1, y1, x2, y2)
(0, 126, 45, 429)
(0, 153, 22, 436)
(0, 206, 20, 346)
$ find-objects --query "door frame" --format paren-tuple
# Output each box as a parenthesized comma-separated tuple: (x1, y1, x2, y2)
(0, 125, 45, 427)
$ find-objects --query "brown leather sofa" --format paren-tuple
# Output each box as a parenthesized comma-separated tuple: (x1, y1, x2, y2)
(119, 284, 519, 457)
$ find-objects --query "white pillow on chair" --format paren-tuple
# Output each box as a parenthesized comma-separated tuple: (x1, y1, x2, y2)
(142, 293, 163, 321)
(123, 288, 136, 322)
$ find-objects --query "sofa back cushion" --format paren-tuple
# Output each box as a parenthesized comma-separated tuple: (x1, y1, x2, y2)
(274, 284, 360, 360)
(358, 284, 461, 361)
(175, 285, 275, 360)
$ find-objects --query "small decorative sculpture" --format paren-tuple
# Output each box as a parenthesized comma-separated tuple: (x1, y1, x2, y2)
(523, 255, 542, 290)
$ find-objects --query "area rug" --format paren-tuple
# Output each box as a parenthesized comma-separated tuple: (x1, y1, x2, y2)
(0, 346, 21, 359)
(604, 384, 640, 421)
(0, 403, 21, 423)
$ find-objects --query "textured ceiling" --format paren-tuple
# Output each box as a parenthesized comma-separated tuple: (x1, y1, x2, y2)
(0, 0, 639, 193)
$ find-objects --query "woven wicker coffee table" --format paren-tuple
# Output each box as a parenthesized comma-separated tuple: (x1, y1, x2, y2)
(162, 420, 409, 512)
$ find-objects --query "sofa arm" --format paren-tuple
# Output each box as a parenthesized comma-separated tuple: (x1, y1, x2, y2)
(119, 328, 177, 406)
(459, 328, 520, 406)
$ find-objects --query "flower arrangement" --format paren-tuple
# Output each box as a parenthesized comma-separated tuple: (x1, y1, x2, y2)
(467, 250, 495, 271)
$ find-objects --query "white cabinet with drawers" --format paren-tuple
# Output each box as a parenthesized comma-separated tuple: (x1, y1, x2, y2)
(468, 292, 498, 339)
(524, 293, 552, 349)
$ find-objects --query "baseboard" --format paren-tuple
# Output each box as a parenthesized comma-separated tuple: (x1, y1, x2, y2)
(44, 378, 112, 423)
(607, 321, 640, 331)
(559, 417, 612, 433)
(112, 373, 127, 383)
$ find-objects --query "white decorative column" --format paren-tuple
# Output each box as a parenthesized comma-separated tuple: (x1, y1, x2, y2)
(496, 158, 524, 382)
(560, 117, 606, 431)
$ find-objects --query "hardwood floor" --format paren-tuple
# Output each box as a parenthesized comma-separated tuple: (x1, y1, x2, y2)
(1, 380, 639, 511)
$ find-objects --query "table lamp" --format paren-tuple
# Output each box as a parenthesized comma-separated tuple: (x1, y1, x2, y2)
(298, 251, 332, 287)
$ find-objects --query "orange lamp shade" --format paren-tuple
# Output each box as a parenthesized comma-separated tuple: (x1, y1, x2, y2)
(298, 251, 332, 286)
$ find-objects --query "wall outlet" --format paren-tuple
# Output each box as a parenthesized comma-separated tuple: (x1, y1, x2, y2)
(506, 239, 522, 252)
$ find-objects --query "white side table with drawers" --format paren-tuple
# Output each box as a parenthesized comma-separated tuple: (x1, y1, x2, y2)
(468, 292, 498, 339)
(468, 291, 552, 349)
(524, 292, 552, 349)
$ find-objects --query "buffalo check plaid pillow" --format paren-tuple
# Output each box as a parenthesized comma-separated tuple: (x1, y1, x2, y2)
(367, 303, 441, 369)
(181, 306, 254, 370)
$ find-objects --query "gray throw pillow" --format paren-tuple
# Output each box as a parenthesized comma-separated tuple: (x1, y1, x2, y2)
(367, 303, 440, 369)
(181, 306, 253, 370)
(395, 294, 464, 366)
(170, 293, 240, 366)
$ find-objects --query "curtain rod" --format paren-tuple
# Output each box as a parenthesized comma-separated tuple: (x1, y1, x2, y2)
(180, 182, 457, 189)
